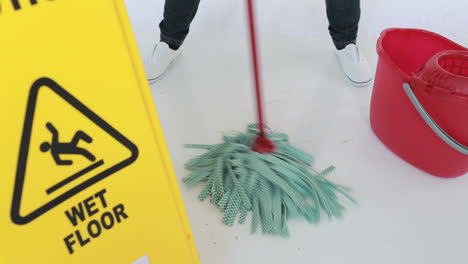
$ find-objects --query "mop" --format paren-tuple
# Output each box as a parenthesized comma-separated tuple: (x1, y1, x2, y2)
(183, 0, 354, 236)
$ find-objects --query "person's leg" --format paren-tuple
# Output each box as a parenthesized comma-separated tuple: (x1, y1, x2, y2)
(76, 148, 97, 162)
(159, 0, 201, 50)
(147, 0, 200, 82)
(325, 0, 371, 86)
(325, 0, 360, 50)
(72, 131, 93, 145)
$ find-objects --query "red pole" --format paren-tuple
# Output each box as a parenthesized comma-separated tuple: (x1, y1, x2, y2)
(246, 0, 266, 136)
(247, 0, 275, 154)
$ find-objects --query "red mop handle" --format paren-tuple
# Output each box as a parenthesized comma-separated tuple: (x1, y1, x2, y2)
(246, 0, 266, 136)
(247, 0, 275, 153)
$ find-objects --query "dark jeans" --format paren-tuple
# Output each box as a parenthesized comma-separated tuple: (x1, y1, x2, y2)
(160, 0, 360, 50)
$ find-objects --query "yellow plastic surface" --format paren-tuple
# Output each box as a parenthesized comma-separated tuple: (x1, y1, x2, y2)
(0, 1, 199, 263)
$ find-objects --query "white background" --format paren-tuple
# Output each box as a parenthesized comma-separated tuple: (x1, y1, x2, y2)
(124, 1, 468, 264)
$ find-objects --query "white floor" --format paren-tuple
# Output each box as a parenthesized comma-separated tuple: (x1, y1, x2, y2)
(125, 1, 468, 263)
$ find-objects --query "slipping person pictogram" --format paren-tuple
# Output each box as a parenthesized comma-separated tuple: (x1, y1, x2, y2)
(11, 77, 138, 225)
(40, 122, 96, 165)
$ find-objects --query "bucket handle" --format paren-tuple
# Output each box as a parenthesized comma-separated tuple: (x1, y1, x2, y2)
(403, 83, 468, 155)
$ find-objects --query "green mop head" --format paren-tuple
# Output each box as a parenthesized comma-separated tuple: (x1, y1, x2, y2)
(184, 124, 354, 237)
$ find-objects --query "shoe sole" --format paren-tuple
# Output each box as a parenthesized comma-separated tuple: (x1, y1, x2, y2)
(345, 75, 373, 87)
(148, 74, 164, 84)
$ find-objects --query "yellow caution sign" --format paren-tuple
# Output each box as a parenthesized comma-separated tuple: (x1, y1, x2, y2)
(0, 1, 199, 263)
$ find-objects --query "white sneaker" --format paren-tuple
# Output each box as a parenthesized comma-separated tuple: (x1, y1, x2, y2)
(335, 44, 372, 87)
(146, 41, 181, 83)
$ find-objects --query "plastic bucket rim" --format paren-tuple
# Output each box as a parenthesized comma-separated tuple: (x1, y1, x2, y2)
(376, 28, 466, 78)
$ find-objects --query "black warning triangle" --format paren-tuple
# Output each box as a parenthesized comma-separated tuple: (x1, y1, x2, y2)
(11, 77, 139, 225)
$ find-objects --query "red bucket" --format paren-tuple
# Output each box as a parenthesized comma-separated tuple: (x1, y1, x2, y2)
(370, 28, 468, 178)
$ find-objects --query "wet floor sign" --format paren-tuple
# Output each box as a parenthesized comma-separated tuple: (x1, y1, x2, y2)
(0, 1, 199, 263)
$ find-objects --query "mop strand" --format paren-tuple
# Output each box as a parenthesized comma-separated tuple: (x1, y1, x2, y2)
(183, 0, 354, 236)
